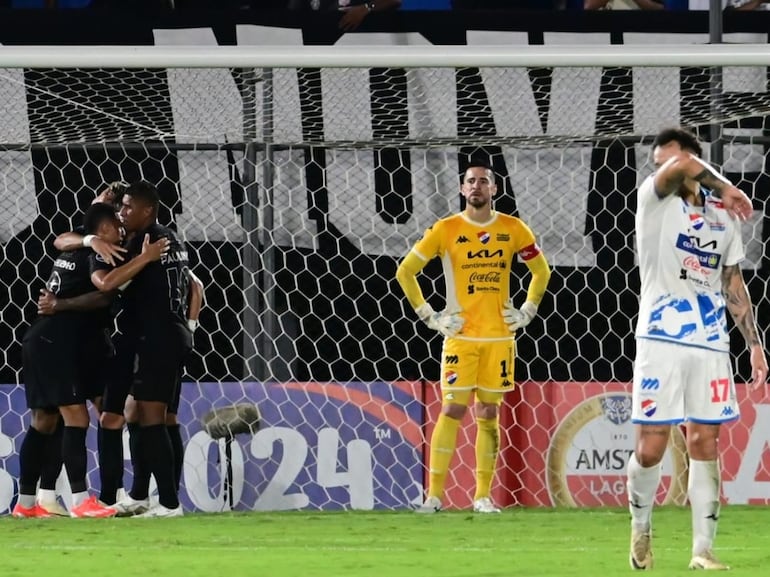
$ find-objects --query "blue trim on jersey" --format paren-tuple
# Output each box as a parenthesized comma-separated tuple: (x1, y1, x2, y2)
(632, 415, 740, 425)
(631, 418, 684, 425)
(688, 414, 740, 425)
(636, 336, 730, 354)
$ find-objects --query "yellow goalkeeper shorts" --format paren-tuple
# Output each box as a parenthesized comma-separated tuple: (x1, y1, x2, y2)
(439, 338, 515, 406)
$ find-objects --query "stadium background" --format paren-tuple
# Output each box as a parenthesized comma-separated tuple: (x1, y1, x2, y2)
(0, 8, 769, 512)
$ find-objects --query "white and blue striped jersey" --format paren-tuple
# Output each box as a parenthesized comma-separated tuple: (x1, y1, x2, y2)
(634, 174, 745, 352)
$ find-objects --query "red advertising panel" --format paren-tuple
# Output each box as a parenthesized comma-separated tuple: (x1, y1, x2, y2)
(424, 381, 770, 508)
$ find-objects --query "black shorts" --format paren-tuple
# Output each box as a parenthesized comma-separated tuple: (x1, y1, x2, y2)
(22, 318, 86, 410)
(132, 324, 192, 407)
(79, 328, 115, 402)
(101, 332, 136, 416)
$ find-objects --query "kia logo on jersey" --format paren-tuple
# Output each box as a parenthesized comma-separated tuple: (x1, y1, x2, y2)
(689, 213, 705, 231)
(477, 231, 490, 244)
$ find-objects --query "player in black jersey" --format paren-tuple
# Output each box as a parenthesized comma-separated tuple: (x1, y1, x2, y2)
(108, 181, 196, 518)
(14, 203, 146, 518)
(53, 183, 203, 515)
(51, 183, 136, 508)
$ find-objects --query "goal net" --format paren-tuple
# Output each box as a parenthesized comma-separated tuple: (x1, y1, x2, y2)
(0, 45, 768, 512)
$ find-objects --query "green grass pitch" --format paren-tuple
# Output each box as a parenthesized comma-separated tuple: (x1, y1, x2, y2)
(1, 506, 768, 576)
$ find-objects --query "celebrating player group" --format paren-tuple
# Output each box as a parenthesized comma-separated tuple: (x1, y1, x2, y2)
(396, 128, 767, 571)
(14, 180, 203, 519)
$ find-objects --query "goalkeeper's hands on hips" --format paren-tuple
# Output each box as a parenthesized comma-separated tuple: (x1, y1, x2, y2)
(415, 303, 464, 338)
(503, 300, 538, 332)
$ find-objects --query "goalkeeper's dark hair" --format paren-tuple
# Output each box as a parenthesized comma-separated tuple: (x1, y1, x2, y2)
(654, 127, 702, 157)
(126, 180, 160, 216)
(83, 202, 119, 234)
(463, 159, 495, 181)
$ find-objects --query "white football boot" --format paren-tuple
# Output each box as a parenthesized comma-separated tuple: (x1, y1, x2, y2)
(112, 494, 150, 517)
(472, 497, 501, 514)
(689, 550, 729, 571)
(134, 504, 184, 518)
(629, 529, 653, 570)
(415, 496, 442, 514)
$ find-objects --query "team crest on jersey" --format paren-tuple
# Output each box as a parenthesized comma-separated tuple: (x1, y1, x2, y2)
(445, 370, 458, 385)
(641, 399, 657, 418)
(46, 271, 61, 294)
(477, 231, 490, 244)
(689, 213, 705, 231)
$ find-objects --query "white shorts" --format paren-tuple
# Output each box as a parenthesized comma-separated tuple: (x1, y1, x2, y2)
(632, 338, 739, 424)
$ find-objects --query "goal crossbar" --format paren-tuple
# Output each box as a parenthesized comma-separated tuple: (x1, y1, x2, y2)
(0, 43, 769, 68)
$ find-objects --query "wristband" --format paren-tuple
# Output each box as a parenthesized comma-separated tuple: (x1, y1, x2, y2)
(82, 234, 96, 248)
(188, 319, 199, 333)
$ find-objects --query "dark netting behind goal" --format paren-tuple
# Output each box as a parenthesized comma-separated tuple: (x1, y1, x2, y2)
(0, 58, 768, 511)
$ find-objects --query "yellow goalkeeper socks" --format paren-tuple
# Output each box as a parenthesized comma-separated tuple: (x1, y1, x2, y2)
(474, 416, 500, 501)
(427, 414, 461, 499)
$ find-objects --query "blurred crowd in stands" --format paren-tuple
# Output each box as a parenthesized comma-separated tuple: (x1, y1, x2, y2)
(6, 0, 769, 11)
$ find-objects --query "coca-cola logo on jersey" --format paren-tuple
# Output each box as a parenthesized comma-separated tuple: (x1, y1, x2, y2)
(683, 255, 710, 275)
(469, 271, 501, 283)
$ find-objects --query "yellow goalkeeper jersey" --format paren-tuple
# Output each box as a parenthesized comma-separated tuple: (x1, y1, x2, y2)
(411, 211, 542, 340)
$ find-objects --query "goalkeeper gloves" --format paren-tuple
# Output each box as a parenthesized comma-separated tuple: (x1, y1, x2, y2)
(415, 303, 464, 338)
(503, 300, 538, 332)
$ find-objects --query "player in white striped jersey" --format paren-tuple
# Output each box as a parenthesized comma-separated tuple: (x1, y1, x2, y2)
(627, 128, 767, 571)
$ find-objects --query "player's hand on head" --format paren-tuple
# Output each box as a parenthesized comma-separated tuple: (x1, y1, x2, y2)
(37, 288, 57, 316)
(142, 233, 170, 261)
(339, 5, 368, 31)
(721, 185, 753, 221)
(503, 300, 537, 332)
(748, 345, 769, 391)
(93, 187, 115, 206)
(415, 303, 464, 338)
(91, 237, 126, 266)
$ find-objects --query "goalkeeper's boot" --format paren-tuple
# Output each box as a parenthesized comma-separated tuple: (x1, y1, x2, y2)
(70, 496, 117, 518)
(688, 550, 729, 571)
(134, 504, 184, 518)
(472, 497, 501, 514)
(112, 494, 150, 517)
(37, 497, 69, 517)
(629, 529, 653, 570)
(11, 503, 52, 518)
(415, 496, 442, 514)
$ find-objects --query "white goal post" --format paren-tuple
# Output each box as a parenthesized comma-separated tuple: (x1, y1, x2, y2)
(0, 42, 768, 512)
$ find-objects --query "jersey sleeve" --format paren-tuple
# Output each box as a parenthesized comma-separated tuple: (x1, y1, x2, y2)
(722, 221, 746, 267)
(89, 252, 114, 275)
(511, 218, 539, 259)
(411, 221, 445, 262)
(637, 175, 662, 212)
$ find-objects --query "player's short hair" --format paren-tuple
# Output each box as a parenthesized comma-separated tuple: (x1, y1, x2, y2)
(653, 128, 702, 157)
(463, 159, 494, 181)
(83, 202, 118, 234)
(126, 180, 160, 211)
(108, 180, 129, 209)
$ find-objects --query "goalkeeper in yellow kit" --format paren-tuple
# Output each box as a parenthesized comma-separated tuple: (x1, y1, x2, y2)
(396, 161, 551, 513)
